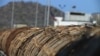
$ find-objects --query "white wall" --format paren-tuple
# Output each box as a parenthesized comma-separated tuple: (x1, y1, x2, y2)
(64, 12, 91, 22)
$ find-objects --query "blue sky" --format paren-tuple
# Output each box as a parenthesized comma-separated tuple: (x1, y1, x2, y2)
(0, 0, 100, 13)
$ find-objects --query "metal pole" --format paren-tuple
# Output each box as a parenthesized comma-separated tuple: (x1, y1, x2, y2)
(44, 3, 47, 27)
(11, 0, 15, 28)
(35, 0, 39, 27)
(59, 4, 65, 18)
(47, 0, 50, 26)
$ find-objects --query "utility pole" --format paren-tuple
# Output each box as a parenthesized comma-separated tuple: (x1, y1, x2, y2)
(46, 0, 50, 26)
(11, 0, 15, 28)
(35, 0, 39, 27)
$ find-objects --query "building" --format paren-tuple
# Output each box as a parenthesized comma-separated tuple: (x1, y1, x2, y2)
(92, 13, 100, 25)
(54, 11, 93, 26)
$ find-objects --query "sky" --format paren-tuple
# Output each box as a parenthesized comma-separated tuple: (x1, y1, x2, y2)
(0, 0, 100, 13)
